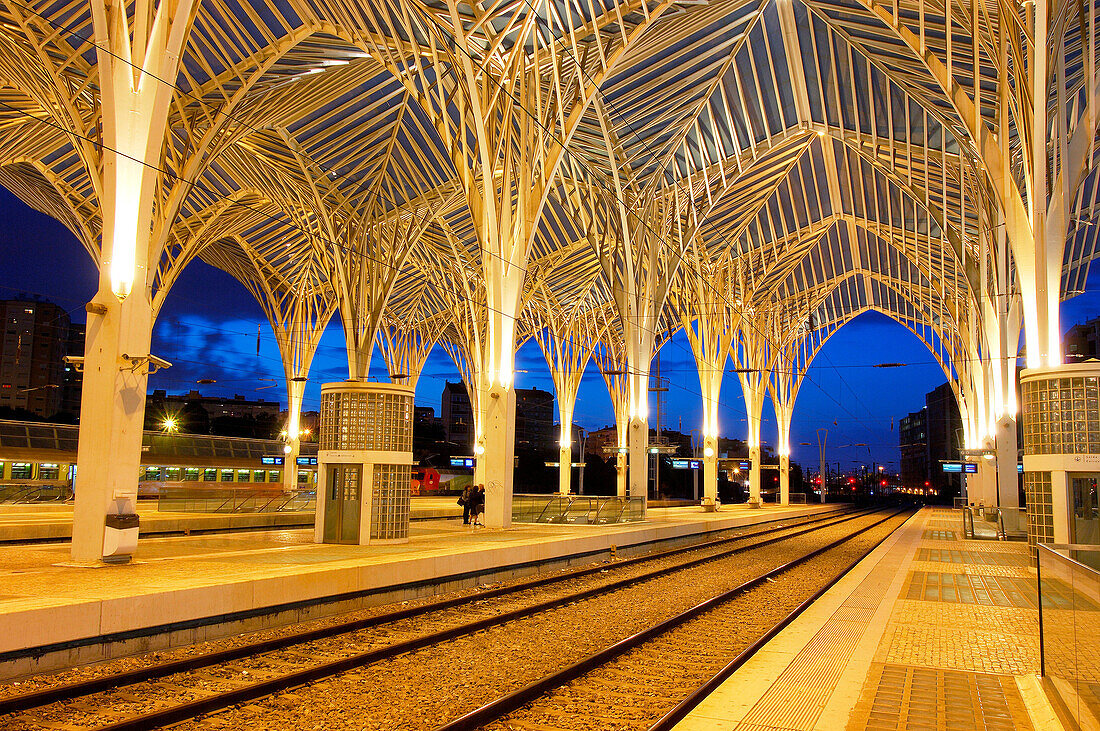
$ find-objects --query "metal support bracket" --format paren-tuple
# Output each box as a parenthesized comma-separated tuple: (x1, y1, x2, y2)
(119, 353, 173, 376)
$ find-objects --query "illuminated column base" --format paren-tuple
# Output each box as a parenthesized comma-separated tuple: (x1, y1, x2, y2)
(71, 288, 155, 564)
(282, 380, 306, 492)
(779, 454, 790, 505)
(559, 445, 572, 495)
(481, 384, 516, 529)
(702, 437, 718, 506)
(283, 438, 301, 492)
(628, 416, 648, 499)
(1020, 364, 1100, 558)
(995, 415, 1020, 510)
(749, 445, 762, 502)
(616, 452, 627, 497)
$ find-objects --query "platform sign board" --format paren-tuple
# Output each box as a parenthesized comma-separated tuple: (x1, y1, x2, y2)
(739, 460, 752, 471)
(942, 462, 978, 474)
(450, 457, 475, 469)
(261, 456, 285, 466)
(671, 459, 702, 470)
(296, 456, 318, 466)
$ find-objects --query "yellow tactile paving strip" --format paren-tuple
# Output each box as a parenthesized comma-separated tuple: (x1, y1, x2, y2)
(731, 541, 900, 730)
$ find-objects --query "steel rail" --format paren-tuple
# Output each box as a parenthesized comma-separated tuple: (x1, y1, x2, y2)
(63, 508, 882, 731)
(434, 508, 910, 731)
(647, 509, 914, 730)
(0, 506, 861, 716)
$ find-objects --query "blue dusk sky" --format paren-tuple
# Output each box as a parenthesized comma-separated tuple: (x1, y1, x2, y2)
(3, 186, 1099, 473)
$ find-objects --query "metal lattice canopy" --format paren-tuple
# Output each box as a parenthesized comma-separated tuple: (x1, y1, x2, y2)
(1, 0, 1100, 447)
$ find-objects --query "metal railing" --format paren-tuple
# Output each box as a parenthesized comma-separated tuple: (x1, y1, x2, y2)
(0, 483, 73, 503)
(158, 486, 315, 513)
(511, 494, 646, 524)
(1038, 544, 1100, 729)
(961, 506, 1027, 541)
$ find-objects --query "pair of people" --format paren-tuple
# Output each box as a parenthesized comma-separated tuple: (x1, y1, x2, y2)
(459, 483, 486, 526)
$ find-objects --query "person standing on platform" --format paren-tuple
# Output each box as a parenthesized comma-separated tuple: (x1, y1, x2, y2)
(459, 484, 472, 525)
(471, 484, 485, 527)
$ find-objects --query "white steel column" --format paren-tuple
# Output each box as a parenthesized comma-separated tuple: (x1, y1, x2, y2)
(702, 435, 718, 504)
(72, 290, 155, 562)
(72, 0, 196, 563)
(995, 415, 1019, 509)
(480, 375, 516, 528)
(749, 444, 762, 502)
(283, 378, 305, 491)
(779, 453, 790, 505)
(628, 414, 649, 498)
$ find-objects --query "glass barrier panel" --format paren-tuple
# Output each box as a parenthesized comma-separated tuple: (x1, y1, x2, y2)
(511, 494, 646, 524)
(1038, 544, 1100, 729)
(157, 485, 316, 513)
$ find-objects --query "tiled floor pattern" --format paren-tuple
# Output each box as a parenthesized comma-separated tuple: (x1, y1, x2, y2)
(916, 548, 1030, 567)
(846, 516, 1041, 729)
(848, 664, 1034, 730)
(903, 571, 1037, 607)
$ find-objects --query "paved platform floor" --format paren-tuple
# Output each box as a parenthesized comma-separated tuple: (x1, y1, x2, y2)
(0, 496, 462, 541)
(676, 507, 1062, 731)
(0, 502, 838, 671)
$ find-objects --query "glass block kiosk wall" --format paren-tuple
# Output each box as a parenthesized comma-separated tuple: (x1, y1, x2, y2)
(315, 381, 414, 545)
(1020, 364, 1100, 558)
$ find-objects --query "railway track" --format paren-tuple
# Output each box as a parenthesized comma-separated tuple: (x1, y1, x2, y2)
(447, 508, 910, 731)
(0, 505, 895, 730)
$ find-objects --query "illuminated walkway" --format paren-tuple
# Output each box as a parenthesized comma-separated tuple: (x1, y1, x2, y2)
(675, 508, 1057, 730)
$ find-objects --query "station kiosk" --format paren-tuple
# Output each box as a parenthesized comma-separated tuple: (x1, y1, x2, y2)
(315, 381, 414, 545)
(1021, 363, 1100, 553)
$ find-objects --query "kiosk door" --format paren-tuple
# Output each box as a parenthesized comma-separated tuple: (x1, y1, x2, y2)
(1071, 473, 1100, 545)
(323, 465, 362, 544)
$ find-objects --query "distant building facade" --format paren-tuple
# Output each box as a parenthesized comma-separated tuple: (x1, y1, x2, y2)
(147, 390, 281, 436)
(584, 426, 620, 456)
(440, 383, 557, 451)
(60, 323, 84, 416)
(0, 298, 83, 418)
(899, 409, 929, 488)
(441, 381, 474, 447)
(515, 387, 554, 450)
(897, 381, 963, 496)
(1065, 315, 1100, 359)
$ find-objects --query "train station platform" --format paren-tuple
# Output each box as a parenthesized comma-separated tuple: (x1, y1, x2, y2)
(0, 496, 462, 542)
(675, 507, 1060, 731)
(0, 501, 840, 680)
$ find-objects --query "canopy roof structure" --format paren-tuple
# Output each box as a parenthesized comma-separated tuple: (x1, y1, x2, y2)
(1, 0, 1099, 544)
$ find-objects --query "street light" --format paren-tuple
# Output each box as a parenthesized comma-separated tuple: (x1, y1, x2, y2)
(162, 417, 179, 434)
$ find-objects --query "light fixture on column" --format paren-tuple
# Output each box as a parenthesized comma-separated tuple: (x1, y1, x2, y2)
(703, 446, 715, 458)
(110, 156, 144, 301)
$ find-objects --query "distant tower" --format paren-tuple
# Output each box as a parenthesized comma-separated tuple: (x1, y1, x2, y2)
(0, 298, 71, 418)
